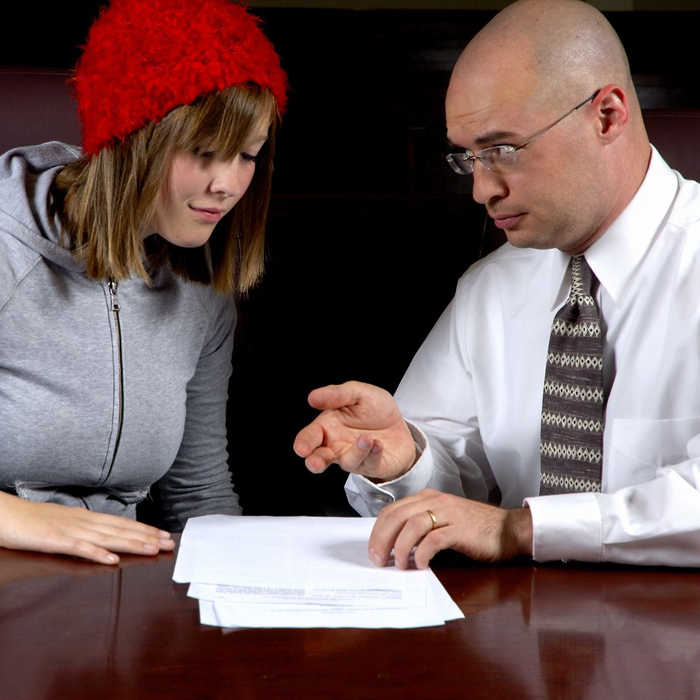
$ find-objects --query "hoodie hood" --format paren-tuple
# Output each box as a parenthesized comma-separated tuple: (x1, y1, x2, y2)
(0, 141, 83, 272)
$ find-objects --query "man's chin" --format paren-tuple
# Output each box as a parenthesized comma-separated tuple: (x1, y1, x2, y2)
(504, 228, 537, 248)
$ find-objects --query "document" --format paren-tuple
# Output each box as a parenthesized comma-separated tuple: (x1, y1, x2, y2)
(174, 514, 463, 629)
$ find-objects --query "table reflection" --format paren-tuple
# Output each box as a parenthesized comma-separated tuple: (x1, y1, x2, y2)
(441, 561, 700, 699)
(1, 545, 699, 699)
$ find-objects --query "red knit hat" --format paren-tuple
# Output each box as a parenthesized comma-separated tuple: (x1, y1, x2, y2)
(73, 0, 288, 155)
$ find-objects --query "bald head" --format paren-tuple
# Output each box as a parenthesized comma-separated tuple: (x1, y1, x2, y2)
(451, 0, 637, 114)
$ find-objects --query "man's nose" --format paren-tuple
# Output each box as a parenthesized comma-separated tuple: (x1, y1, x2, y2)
(470, 165, 508, 206)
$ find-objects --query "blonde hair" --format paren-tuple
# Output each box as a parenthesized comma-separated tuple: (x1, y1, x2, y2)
(53, 84, 278, 294)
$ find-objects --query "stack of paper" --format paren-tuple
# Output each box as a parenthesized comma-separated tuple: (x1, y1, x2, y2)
(173, 514, 464, 629)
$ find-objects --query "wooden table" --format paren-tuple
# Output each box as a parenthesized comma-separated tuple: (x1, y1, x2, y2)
(1, 540, 699, 700)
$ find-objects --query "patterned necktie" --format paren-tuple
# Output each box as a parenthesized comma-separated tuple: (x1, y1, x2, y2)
(540, 255, 604, 495)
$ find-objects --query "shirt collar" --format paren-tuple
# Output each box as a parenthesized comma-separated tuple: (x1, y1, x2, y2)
(548, 145, 680, 310)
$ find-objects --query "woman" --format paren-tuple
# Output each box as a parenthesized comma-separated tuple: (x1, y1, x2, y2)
(0, 0, 287, 564)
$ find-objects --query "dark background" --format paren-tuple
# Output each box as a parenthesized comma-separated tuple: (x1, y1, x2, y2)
(3, 3, 700, 516)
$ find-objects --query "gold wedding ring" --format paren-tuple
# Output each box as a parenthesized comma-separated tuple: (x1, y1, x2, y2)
(426, 509, 438, 531)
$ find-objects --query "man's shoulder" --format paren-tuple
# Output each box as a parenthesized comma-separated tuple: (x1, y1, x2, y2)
(462, 243, 551, 283)
(451, 243, 558, 310)
(669, 172, 700, 235)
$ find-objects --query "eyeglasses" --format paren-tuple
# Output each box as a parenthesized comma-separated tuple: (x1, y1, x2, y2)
(445, 91, 599, 175)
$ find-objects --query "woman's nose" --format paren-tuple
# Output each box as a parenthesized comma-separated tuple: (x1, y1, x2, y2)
(210, 157, 243, 197)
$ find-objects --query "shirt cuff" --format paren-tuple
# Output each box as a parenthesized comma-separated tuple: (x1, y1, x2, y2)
(525, 492, 603, 563)
(345, 420, 434, 517)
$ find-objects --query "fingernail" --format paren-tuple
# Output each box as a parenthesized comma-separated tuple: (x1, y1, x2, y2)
(106, 554, 118, 564)
(370, 550, 382, 567)
(359, 436, 370, 450)
(159, 538, 174, 548)
(143, 543, 158, 552)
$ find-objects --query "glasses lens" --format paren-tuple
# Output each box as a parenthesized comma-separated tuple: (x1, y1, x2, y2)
(446, 153, 473, 175)
(482, 145, 516, 170)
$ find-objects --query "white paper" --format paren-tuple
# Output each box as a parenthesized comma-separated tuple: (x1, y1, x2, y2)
(175, 515, 463, 629)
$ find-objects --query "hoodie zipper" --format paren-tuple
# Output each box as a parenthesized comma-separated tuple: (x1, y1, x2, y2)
(107, 279, 124, 475)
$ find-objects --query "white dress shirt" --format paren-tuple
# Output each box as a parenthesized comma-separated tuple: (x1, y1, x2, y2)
(347, 147, 700, 567)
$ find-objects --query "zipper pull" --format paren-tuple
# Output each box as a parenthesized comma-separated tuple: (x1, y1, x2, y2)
(107, 279, 120, 312)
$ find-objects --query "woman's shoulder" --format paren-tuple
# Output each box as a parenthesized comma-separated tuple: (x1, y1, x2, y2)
(147, 266, 236, 330)
(190, 282, 237, 332)
(0, 229, 41, 312)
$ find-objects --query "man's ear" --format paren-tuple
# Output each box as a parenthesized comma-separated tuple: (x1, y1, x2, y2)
(592, 84, 630, 144)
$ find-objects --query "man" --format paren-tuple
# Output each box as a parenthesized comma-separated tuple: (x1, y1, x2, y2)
(294, 0, 700, 569)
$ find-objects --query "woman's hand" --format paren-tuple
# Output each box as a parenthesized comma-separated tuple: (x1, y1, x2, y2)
(0, 491, 175, 565)
(293, 381, 417, 482)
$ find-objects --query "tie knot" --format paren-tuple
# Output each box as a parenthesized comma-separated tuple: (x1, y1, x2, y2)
(570, 255, 594, 298)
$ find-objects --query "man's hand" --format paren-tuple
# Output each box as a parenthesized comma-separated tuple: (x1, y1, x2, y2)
(0, 491, 175, 565)
(367, 489, 533, 569)
(293, 381, 417, 482)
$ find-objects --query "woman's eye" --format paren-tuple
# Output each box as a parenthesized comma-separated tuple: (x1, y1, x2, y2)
(193, 147, 215, 159)
(241, 152, 258, 164)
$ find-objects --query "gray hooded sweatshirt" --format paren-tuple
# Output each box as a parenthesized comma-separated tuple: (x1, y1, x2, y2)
(0, 142, 241, 530)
